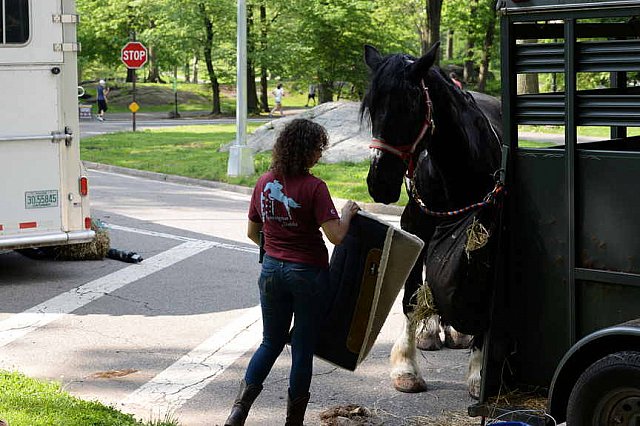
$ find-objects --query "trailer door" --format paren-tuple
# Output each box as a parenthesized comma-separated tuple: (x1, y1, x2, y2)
(0, 0, 85, 248)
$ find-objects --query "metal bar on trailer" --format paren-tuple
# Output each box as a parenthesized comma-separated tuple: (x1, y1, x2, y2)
(575, 268, 640, 288)
(610, 71, 628, 139)
(513, 22, 640, 40)
(565, 19, 577, 346)
(0, 133, 70, 142)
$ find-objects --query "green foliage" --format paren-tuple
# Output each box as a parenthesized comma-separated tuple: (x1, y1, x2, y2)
(0, 371, 178, 426)
(76, 0, 502, 99)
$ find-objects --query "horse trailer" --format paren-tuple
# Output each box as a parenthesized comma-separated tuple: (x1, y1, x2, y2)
(0, 0, 94, 251)
(472, 1, 640, 424)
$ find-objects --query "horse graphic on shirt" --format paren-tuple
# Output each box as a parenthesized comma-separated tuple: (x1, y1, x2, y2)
(261, 179, 301, 220)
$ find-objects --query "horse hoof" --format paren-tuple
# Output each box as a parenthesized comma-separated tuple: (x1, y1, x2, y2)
(416, 335, 443, 351)
(467, 376, 481, 400)
(393, 374, 428, 393)
(444, 326, 472, 349)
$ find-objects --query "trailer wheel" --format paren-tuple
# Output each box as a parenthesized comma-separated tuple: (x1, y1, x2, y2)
(567, 351, 640, 425)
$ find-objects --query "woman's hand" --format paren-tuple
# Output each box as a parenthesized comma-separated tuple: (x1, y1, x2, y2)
(322, 200, 361, 245)
(341, 200, 360, 220)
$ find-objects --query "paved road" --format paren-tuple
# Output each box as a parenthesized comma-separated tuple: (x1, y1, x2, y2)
(80, 111, 272, 139)
(0, 168, 477, 425)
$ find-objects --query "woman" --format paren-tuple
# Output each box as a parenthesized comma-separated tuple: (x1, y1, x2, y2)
(225, 119, 360, 425)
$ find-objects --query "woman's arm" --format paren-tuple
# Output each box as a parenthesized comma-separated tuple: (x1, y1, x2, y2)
(247, 220, 263, 246)
(321, 200, 360, 245)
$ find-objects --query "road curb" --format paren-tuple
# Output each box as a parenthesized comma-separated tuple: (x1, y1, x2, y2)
(83, 161, 404, 216)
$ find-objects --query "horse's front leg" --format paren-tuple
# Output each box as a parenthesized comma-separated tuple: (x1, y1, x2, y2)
(390, 314, 427, 393)
(466, 335, 483, 399)
(390, 250, 428, 393)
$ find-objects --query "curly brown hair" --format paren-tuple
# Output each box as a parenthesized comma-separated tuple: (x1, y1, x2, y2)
(270, 118, 329, 177)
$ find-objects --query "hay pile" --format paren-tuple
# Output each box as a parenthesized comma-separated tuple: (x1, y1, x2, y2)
(49, 219, 110, 260)
(319, 405, 382, 425)
(16, 219, 110, 261)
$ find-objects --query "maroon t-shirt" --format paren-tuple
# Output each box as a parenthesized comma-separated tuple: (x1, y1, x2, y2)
(248, 171, 339, 268)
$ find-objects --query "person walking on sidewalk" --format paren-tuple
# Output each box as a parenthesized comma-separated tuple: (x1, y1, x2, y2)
(224, 118, 360, 426)
(269, 83, 285, 117)
(96, 79, 110, 121)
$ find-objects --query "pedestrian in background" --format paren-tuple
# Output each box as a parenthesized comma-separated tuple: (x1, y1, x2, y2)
(269, 83, 285, 118)
(305, 84, 316, 107)
(224, 119, 360, 426)
(449, 72, 463, 90)
(96, 79, 110, 121)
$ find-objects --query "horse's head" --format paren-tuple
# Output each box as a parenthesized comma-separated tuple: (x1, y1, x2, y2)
(361, 43, 440, 204)
(361, 43, 501, 208)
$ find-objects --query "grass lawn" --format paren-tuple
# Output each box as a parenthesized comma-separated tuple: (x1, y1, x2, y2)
(0, 371, 177, 426)
(81, 124, 385, 205)
(520, 124, 640, 138)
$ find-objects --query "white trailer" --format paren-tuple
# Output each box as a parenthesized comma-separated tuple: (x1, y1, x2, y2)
(0, 0, 94, 250)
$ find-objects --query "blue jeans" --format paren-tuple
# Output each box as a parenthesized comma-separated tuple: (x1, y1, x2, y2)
(244, 255, 328, 399)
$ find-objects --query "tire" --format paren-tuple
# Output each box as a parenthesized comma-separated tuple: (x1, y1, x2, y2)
(567, 351, 640, 426)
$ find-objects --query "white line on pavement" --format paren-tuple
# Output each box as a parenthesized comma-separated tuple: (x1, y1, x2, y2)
(0, 239, 216, 348)
(120, 305, 262, 419)
(108, 223, 259, 254)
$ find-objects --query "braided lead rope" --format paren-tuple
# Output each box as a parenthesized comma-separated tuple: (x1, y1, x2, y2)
(407, 178, 505, 218)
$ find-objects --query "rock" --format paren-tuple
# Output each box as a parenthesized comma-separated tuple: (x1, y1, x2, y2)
(246, 101, 371, 164)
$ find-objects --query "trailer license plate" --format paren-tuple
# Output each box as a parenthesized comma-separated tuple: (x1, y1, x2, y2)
(25, 190, 59, 209)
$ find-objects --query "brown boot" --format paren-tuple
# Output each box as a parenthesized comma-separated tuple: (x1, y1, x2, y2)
(224, 380, 263, 426)
(284, 391, 310, 426)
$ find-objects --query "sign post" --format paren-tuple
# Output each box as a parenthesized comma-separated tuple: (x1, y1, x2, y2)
(121, 40, 148, 132)
(227, 0, 254, 177)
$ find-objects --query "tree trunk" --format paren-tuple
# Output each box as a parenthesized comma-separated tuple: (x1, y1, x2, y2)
(259, 3, 269, 112)
(193, 55, 199, 84)
(319, 81, 334, 104)
(247, 5, 259, 113)
(446, 29, 454, 60)
(200, 3, 221, 114)
(146, 45, 164, 83)
(184, 60, 191, 83)
(517, 39, 540, 94)
(477, 1, 497, 92)
(463, 0, 479, 83)
(424, 0, 443, 64)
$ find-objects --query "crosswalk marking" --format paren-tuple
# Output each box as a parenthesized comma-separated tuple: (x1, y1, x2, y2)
(0, 239, 216, 348)
(120, 305, 262, 419)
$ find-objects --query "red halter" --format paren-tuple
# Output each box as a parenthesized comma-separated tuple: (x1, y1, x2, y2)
(369, 80, 434, 178)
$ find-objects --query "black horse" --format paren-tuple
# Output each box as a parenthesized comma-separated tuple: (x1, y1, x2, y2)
(361, 42, 503, 397)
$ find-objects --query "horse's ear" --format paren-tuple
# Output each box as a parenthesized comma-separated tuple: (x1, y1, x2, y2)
(409, 41, 441, 81)
(364, 44, 383, 71)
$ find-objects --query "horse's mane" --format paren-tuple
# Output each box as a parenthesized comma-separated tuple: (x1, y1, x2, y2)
(360, 54, 422, 126)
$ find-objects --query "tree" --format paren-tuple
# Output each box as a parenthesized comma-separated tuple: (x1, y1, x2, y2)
(425, 0, 443, 61)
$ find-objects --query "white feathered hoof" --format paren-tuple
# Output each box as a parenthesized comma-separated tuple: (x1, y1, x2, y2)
(415, 315, 443, 351)
(443, 325, 472, 349)
(393, 373, 428, 393)
(466, 347, 483, 400)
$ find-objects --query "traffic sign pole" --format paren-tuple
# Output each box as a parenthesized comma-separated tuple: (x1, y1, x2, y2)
(121, 38, 148, 132)
(227, 0, 254, 177)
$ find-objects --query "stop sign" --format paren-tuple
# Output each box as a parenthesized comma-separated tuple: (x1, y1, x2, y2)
(121, 42, 148, 69)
